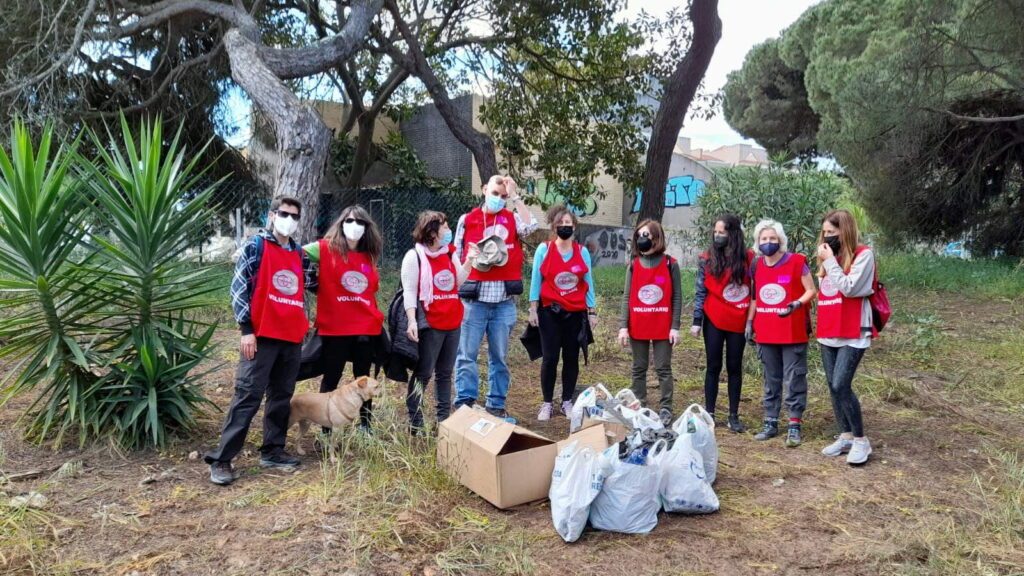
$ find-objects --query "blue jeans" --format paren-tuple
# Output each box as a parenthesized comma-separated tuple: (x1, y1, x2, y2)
(455, 298, 517, 409)
(820, 344, 867, 437)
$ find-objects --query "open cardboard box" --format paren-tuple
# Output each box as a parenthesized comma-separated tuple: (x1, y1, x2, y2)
(558, 421, 629, 454)
(437, 406, 558, 509)
(578, 413, 630, 445)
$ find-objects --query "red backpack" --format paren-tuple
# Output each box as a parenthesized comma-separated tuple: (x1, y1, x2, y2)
(869, 259, 891, 333)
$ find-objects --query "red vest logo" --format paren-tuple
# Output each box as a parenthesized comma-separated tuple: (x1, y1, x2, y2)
(723, 283, 750, 303)
(433, 270, 455, 292)
(483, 223, 510, 240)
(341, 271, 369, 294)
(638, 284, 664, 305)
(759, 283, 786, 305)
(819, 276, 839, 298)
(272, 270, 299, 296)
(554, 271, 579, 290)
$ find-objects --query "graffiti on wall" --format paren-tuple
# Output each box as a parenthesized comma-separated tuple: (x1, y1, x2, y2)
(630, 175, 706, 213)
(582, 226, 630, 267)
(527, 178, 598, 217)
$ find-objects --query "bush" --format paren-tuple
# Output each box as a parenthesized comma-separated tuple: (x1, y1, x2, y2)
(696, 161, 851, 257)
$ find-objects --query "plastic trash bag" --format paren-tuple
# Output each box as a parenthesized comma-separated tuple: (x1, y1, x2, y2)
(570, 384, 612, 432)
(648, 438, 720, 514)
(672, 404, 719, 484)
(589, 444, 661, 534)
(549, 441, 607, 543)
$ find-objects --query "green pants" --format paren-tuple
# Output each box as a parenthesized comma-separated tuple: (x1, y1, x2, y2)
(629, 338, 674, 413)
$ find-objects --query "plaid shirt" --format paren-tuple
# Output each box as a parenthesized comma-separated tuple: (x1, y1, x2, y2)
(231, 230, 318, 335)
(453, 209, 538, 303)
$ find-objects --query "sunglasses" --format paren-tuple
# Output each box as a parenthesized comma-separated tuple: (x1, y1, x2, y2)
(275, 210, 300, 221)
(344, 218, 368, 226)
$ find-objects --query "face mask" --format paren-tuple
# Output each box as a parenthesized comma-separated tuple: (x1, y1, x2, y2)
(440, 229, 453, 246)
(343, 221, 365, 242)
(759, 242, 781, 257)
(485, 195, 506, 213)
(636, 236, 653, 253)
(556, 226, 574, 240)
(824, 235, 841, 254)
(273, 215, 298, 237)
(713, 234, 728, 249)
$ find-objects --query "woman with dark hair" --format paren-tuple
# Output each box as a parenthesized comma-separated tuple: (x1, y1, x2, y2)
(692, 214, 753, 433)
(528, 205, 597, 421)
(304, 205, 384, 432)
(617, 219, 682, 422)
(400, 210, 474, 434)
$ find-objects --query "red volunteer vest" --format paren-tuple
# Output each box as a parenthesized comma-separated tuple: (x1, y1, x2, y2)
(423, 245, 464, 331)
(816, 246, 870, 339)
(702, 249, 754, 334)
(539, 241, 589, 312)
(462, 207, 523, 281)
(250, 239, 308, 343)
(628, 255, 674, 340)
(315, 240, 383, 336)
(753, 253, 809, 345)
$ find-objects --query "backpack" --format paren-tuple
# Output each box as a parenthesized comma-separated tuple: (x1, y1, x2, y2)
(869, 260, 891, 333)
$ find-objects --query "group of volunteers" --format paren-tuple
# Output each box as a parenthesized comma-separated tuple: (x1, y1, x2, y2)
(204, 173, 878, 486)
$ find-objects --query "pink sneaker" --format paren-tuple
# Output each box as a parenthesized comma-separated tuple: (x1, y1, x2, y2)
(560, 400, 573, 417)
(537, 402, 553, 421)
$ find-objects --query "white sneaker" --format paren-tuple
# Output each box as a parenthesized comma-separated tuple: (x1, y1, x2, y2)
(846, 438, 872, 465)
(560, 400, 573, 417)
(822, 436, 854, 457)
(537, 402, 553, 421)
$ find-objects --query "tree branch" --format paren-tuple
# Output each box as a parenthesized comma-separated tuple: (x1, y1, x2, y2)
(105, 0, 259, 40)
(925, 107, 1024, 124)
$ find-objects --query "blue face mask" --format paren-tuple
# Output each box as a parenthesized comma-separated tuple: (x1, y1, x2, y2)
(440, 229, 453, 246)
(759, 242, 781, 257)
(485, 195, 506, 213)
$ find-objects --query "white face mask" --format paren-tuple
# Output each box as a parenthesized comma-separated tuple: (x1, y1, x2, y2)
(343, 221, 366, 242)
(273, 214, 298, 237)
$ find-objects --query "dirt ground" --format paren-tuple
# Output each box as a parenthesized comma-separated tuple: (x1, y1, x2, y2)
(1, 287, 1022, 576)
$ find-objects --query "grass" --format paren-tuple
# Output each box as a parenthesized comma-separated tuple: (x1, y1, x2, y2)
(881, 252, 1024, 300)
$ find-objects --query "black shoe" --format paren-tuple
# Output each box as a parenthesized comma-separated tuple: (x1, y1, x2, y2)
(209, 462, 235, 485)
(754, 419, 779, 441)
(785, 423, 802, 447)
(727, 413, 747, 434)
(259, 451, 301, 469)
(485, 407, 517, 424)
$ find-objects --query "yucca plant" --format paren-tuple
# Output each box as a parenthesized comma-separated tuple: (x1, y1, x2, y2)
(78, 116, 227, 448)
(0, 122, 108, 446)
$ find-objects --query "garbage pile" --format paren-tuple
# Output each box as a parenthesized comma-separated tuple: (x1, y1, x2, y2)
(551, 385, 720, 542)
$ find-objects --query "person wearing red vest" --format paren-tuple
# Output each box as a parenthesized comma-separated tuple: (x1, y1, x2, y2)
(528, 206, 598, 422)
(815, 209, 876, 465)
(617, 220, 682, 422)
(452, 175, 538, 423)
(692, 213, 753, 433)
(206, 197, 317, 486)
(747, 219, 817, 447)
(304, 205, 384, 434)
(400, 211, 475, 434)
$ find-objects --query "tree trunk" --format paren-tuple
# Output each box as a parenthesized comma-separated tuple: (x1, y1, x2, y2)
(638, 0, 722, 223)
(224, 29, 333, 243)
(346, 114, 377, 189)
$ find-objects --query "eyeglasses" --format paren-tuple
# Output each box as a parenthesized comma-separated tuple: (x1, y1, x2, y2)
(275, 210, 300, 221)
(344, 218, 368, 226)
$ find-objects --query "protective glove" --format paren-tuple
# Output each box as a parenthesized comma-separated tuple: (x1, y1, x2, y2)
(744, 321, 754, 343)
(777, 300, 802, 318)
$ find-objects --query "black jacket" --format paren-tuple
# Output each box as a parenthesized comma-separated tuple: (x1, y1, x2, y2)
(386, 289, 418, 382)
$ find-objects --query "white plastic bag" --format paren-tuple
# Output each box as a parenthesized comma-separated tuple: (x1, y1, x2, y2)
(648, 438, 720, 514)
(672, 403, 719, 484)
(589, 444, 661, 534)
(570, 384, 612, 432)
(549, 441, 606, 543)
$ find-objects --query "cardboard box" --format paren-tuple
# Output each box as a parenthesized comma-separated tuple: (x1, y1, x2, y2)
(558, 421, 629, 454)
(579, 414, 630, 445)
(437, 406, 558, 509)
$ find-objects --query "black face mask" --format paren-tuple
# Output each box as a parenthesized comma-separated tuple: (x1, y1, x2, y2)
(636, 236, 653, 253)
(556, 226, 574, 240)
(713, 234, 728, 249)
(824, 235, 841, 254)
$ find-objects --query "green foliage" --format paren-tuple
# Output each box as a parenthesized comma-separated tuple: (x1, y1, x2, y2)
(695, 162, 851, 257)
(330, 131, 465, 195)
(881, 252, 1024, 300)
(0, 117, 224, 448)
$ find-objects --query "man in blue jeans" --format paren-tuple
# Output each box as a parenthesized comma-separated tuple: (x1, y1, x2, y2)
(453, 175, 538, 422)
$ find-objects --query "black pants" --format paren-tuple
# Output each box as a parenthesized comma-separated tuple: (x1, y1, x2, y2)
(320, 335, 373, 429)
(702, 317, 746, 415)
(538, 306, 584, 403)
(407, 327, 460, 429)
(820, 344, 867, 437)
(205, 337, 300, 464)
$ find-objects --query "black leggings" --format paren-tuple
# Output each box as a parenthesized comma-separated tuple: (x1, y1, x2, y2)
(320, 335, 373, 429)
(538, 306, 584, 403)
(702, 317, 746, 415)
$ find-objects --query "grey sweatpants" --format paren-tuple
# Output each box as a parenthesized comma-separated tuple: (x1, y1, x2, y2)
(757, 343, 808, 421)
(630, 338, 674, 412)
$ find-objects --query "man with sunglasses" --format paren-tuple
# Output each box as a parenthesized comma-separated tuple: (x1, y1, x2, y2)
(205, 196, 318, 486)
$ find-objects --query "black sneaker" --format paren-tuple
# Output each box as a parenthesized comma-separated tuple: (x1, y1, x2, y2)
(727, 413, 747, 434)
(753, 419, 779, 441)
(785, 423, 802, 447)
(259, 451, 301, 469)
(209, 462, 236, 485)
(485, 407, 517, 424)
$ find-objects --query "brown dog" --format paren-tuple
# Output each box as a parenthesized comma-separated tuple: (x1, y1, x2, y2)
(288, 376, 381, 455)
